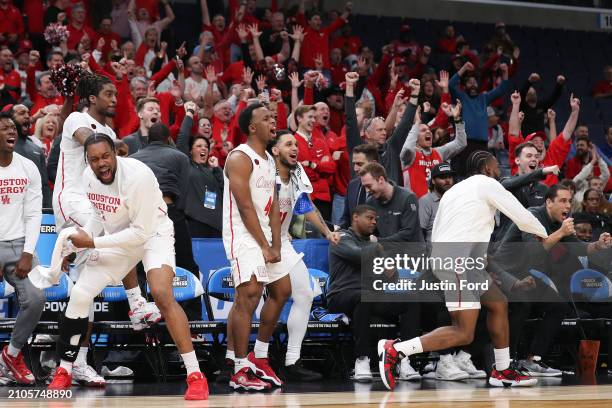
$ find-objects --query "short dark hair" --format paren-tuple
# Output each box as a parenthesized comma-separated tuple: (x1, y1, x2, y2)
(466, 150, 494, 176)
(83, 133, 115, 160)
(558, 178, 576, 191)
(190, 135, 210, 151)
(353, 143, 379, 162)
(266, 129, 292, 154)
(583, 187, 601, 202)
(294, 105, 315, 122)
(359, 162, 387, 181)
(46, 50, 64, 62)
(148, 122, 170, 142)
(136, 96, 159, 113)
(0, 111, 14, 122)
(353, 204, 377, 217)
(461, 72, 478, 86)
(514, 141, 538, 158)
(545, 184, 571, 202)
(575, 133, 590, 144)
(307, 10, 321, 21)
(76, 73, 113, 105)
(238, 102, 264, 135)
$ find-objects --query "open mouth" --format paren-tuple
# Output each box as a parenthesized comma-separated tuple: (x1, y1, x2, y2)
(322, 115, 329, 121)
(561, 211, 569, 219)
(289, 152, 297, 160)
(6, 137, 15, 147)
(151, 117, 158, 123)
(99, 168, 112, 180)
(528, 163, 537, 170)
(199, 152, 206, 160)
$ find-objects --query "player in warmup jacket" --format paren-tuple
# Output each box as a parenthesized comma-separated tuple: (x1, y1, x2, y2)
(47, 134, 209, 400)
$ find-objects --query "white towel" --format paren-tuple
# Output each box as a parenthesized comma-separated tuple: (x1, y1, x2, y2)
(28, 227, 79, 289)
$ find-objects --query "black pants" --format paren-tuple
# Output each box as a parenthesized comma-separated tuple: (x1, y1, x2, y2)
(508, 278, 570, 358)
(328, 290, 421, 358)
(313, 199, 332, 223)
(167, 204, 202, 320)
(187, 216, 222, 238)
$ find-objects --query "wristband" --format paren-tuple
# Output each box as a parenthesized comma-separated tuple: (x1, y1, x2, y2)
(454, 116, 463, 123)
(410, 94, 419, 98)
(187, 109, 195, 115)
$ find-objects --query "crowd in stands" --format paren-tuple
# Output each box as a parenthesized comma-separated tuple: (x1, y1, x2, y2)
(1, 0, 612, 384)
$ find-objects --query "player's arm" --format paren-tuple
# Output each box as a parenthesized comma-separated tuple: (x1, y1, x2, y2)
(15, 163, 43, 278)
(225, 151, 270, 249)
(73, 127, 95, 145)
(305, 199, 340, 244)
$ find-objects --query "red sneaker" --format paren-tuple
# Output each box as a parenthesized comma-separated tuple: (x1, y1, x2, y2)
(184, 372, 209, 400)
(229, 367, 272, 391)
(247, 352, 282, 387)
(48, 367, 72, 390)
(489, 362, 538, 387)
(1, 346, 35, 385)
(377, 339, 400, 390)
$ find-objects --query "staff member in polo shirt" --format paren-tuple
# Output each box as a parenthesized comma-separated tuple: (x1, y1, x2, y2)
(419, 162, 455, 246)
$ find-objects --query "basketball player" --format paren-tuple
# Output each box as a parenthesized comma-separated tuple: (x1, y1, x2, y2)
(0, 113, 45, 385)
(222, 131, 340, 382)
(48, 134, 209, 400)
(223, 103, 290, 391)
(52, 73, 159, 386)
(378, 151, 549, 389)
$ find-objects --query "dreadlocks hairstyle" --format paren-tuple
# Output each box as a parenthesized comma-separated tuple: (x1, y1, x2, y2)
(466, 150, 495, 176)
(76, 73, 113, 106)
(83, 133, 116, 161)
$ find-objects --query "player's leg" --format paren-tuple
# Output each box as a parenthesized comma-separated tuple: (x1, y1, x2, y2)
(216, 307, 235, 383)
(248, 273, 291, 387)
(144, 233, 208, 400)
(284, 260, 321, 381)
(481, 283, 537, 387)
(0, 241, 46, 385)
(123, 267, 162, 330)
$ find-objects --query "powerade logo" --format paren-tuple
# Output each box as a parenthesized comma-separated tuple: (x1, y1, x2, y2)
(41, 224, 56, 233)
(222, 276, 235, 288)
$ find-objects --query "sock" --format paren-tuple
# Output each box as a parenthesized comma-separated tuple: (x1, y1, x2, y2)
(125, 287, 144, 311)
(254, 339, 269, 359)
(234, 357, 247, 374)
(6, 343, 20, 357)
(439, 353, 453, 363)
(75, 346, 88, 366)
(181, 351, 200, 375)
(456, 350, 471, 360)
(226, 349, 235, 361)
(394, 337, 423, 357)
(285, 345, 301, 366)
(59, 360, 73, 374)
(494, 347, 511, 371)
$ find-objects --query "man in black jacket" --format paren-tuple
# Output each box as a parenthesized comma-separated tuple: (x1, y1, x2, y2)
(338, 143, 379, 229)
(359, 162, 423, 243)
(10, 104, 51, 207)
(493, 184, 612, 377)
(124, 97, 161, 155)
(328, 205, 422, 382)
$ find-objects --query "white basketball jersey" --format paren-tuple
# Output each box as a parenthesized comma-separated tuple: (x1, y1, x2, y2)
(277, 178, 294, 242)
(223, 144, 276, 259)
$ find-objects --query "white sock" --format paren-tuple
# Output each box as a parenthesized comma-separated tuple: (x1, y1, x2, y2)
(393, 337, 423, 357)
(6, 343, 20, 357)
(439, 353, 453, 363)
(125, 287, 144, 311)
(75, 346, 88, 366)
(285, 345, 301, 366)
(181, 351, 200, 375)
(254, 339, 269, 359)
(456, 350, 471, 360)
(226, 349, 235, 361)
(234, 357, 247, 374)
(59, 360, 73, 374)
(494, 347, 511, 371)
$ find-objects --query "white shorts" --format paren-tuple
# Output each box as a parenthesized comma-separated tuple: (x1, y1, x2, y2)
(81, 226, 176, 285)
(446, 301, 481, 312)
(230, 241, 300, 287)
(54, 192, 93, 231)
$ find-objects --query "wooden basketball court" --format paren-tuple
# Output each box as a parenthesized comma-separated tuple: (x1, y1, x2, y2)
(3, 382, 612, 407)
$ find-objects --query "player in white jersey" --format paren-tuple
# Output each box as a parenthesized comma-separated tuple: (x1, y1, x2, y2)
(378, 151, 551, 390)
(269, 131, 340, 380)
(48, 134, 209, 400)
(50, 73, 159, 386)
(222, 103, 291, 391)
(0, 113, 45, 385)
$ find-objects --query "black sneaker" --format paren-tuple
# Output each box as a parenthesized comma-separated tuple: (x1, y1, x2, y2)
(215, 358, 234, 383)
(284, 359, 322, 382)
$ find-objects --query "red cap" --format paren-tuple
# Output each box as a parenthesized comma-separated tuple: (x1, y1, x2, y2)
(19, 39, 33, 51)
(525, 131, 546, 142)
(1, 104, 14, 113)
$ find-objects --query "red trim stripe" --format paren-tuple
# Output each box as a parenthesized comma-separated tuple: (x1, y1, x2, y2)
(229, 193, 235, 259)
(236, 257, 241, 283)
(158, 207, 167, 215)
(69, 217, 83, 227)
(57, 152, 69, 223)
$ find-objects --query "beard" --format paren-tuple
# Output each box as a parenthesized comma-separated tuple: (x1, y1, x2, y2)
(280, 156, 297, 169)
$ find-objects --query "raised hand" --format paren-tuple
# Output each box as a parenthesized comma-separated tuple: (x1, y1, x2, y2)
(462, 61, 475, 72)
(511, 90, 521, 105)
(570, 93, 580, 112)
(289, 72, 303, 89)
(435, 70, 449, 91)
(236, 24, 249, 42)
(242, 66, 254, 85)
(248, 23, 262, 39)
(451, 99, 462, 118)
(205, 65, 217, 83)
(304, 70, 319, 87)
(290, 25, 304, 42)
(176, 41, 187, 58)
(422, 101, 431, 113)
(528, 72, 541, 83)
(556, 75, 566, 84)
(393, 88, 408, 107)
(314, 54, 324, 70)
(256, 74, 267, 91)
(547, 109, 556, 121)
(408, 78, 421, 95)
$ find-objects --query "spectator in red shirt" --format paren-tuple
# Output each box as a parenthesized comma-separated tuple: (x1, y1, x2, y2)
(296, 1, 350, 69)
(329, 48, 347, 85)
(66, 3, 96, 51)
(593, 65, 612, 99)
(95, 16, 122, 62)
(331, 24, 362, 57)
(0, 0, 24, 47)
(0, 48, 21, 102)
(393, 23, 422, 63)
(564, 129, 599, 180)
(437, 25, 462, 54)
(294, 104, 336, 221)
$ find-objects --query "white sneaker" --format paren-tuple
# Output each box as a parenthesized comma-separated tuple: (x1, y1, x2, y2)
(72, 364, 106, 387)
(353, 357, 373, 382)
(454, 351, 486, 379)
(398, 357, 421, 381)
(435, 355, 469, 381)
(101, 365, 134, 377)
(129, 301, 162, 331)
